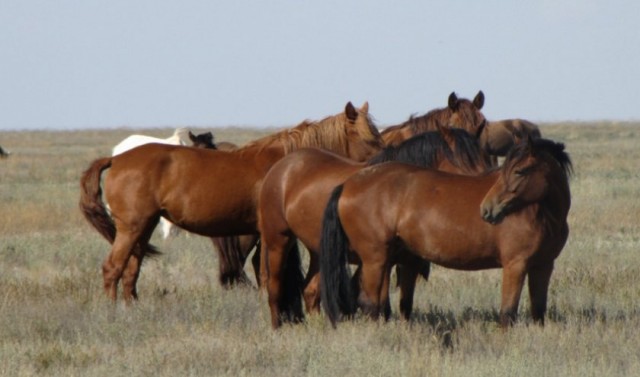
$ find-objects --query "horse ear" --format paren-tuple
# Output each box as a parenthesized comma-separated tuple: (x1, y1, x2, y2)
(473, 90, 485, 109)
(508, 123, 525, 146)
(345, 102, 358, 121)
(188, 131, 196, 142)
(448, 92, 459, 111)
(360, 101, 369, 115)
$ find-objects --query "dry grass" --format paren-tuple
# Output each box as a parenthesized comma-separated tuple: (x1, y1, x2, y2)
(0, 122, 639, 376)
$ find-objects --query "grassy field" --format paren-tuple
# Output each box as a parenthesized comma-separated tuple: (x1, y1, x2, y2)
(0, 122, 639, 376)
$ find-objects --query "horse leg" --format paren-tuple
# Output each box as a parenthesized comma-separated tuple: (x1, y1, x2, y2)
(527, 263, 555, 325)
(499, 261, 527, 327)
(396, 264, 420, 320)
(121, 253, 143, 301)
(249, 235, 262, 288)
(264, 233, 303, 328)
(121, 221, 158, 301)
(358, 259, 391, 321)
(160, 218, 181, 240)
(102, 229, 144, 302)
(303, 253, 321, 313)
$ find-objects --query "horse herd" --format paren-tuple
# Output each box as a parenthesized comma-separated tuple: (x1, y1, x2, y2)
(79, 91, 572, 330)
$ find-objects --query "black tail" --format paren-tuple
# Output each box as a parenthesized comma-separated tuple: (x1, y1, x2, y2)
(320, 184, 356, 327)
(279, 241, 305, 323)
(212, 236, 252, 287)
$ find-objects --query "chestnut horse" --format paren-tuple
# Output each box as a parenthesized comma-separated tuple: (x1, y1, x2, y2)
(259, 123, 493, 328)
(320, 136, 572, 328)
(79, 102, 382, 302)
(380, 91, 486, 146)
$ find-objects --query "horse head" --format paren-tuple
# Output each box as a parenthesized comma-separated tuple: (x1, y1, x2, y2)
(343, 101, 384, 161)
(189, 131, 217, 149)
(446, 90, 487, 137)
(480, 136, 572, 224)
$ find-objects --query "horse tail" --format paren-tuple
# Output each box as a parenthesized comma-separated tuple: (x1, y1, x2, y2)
(280, 240, 305, 323)
(79, 157, 116, 243)
(320, 184, 355, 327)
(212, 236, 251, 287)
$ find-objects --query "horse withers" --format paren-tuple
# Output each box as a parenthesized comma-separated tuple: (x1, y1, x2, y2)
(320, 135, 572, 328)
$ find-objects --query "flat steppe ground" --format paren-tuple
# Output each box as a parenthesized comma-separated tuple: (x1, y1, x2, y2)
(0, 122, 638, 376)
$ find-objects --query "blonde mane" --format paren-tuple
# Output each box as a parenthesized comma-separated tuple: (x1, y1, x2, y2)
(241, 112, 354, 155)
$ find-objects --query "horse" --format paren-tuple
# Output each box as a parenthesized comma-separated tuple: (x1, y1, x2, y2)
(112, 128, 188, 156)
(111, 128, 217, 240)
(79, 102, 382, 302)
(0, 145, 10, 158)
(188, 131, 217, 149)
(481, 119, 541, 163)
(259, 123, 493, 328)
(380, 91, 486, 147)
(320, 136, 572, 328)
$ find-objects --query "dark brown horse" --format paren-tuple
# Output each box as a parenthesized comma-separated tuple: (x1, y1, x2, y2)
(259, 123, 493, 328)
(320, 136, 572, 328)
(188, 131, 217, 149)
(481, 119, 541, 162)
(79, 102, 382, 302)
(380, 91, 486, 146)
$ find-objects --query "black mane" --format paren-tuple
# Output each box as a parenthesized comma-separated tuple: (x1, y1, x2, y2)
(506, 138, 573, 177)
(368, 127, 488, 170)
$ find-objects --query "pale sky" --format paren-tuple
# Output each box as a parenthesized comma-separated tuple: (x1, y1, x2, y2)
(1, 1, 638, 131)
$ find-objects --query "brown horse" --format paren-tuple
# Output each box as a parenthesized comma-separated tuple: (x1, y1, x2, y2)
(79, 102, 382, 302)
(380, 91, 486, 146)
(320, 136, 572, 328)
(481, 119, 541, 161)
(259, 123, 493, 328)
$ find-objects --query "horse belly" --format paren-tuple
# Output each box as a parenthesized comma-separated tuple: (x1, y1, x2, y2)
(401, 212, 501, 271)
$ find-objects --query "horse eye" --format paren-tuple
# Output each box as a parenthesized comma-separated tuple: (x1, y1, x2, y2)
(515, 166, 532, 176)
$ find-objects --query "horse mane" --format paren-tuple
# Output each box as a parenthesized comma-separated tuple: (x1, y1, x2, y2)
(506, 138, 573, 177)
(382, 96, 483, 137)
(406, 107, 452, 134)
(368, 128, 488, 171)
(241, 112, 377, 155)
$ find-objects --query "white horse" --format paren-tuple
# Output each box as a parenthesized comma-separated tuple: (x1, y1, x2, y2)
(111, 128, 190, 240)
